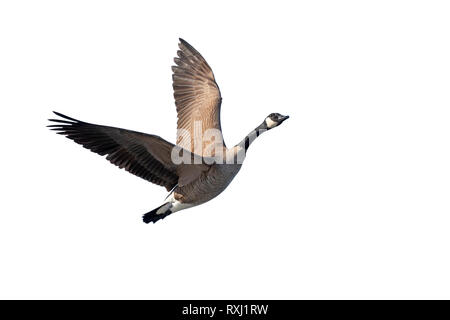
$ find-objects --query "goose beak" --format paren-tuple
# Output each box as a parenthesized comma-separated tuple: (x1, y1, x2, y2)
(280, 115, 289, 123)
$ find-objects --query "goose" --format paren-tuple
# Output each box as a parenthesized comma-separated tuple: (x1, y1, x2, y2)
(48, 39, 289, 223)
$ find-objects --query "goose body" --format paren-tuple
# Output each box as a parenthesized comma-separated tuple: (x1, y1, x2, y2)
(49, 39, 289, 223)
(174, 163, 242, 205)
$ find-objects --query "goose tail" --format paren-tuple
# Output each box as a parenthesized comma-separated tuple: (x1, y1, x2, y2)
(142, 202, 172, 224)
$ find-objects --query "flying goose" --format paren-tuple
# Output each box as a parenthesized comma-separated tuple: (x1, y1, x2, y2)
(48, 39, 289, 223)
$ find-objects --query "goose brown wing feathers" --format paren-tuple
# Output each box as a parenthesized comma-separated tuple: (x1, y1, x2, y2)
(48, 112, 210, 190)
(172, 38, 225, 155)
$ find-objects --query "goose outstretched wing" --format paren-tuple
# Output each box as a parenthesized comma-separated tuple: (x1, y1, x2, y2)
(172, 38, 225, 155)
(48, 112, 210, 190)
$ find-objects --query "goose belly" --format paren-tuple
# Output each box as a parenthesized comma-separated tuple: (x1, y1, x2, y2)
(174, 164, 242, 205)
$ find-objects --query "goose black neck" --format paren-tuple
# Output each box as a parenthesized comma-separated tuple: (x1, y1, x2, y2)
(238, 122, 268, 153)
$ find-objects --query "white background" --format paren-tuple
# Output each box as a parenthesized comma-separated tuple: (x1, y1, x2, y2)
(0, 0, 449, 299)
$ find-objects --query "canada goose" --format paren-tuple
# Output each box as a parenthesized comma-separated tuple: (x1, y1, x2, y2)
(48, 39, 289, 223)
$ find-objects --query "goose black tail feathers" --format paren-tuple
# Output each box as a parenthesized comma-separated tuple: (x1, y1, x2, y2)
(142, 203, 172, 224)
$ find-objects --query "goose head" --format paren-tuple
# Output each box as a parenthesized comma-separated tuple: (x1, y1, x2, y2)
(264, 113, 289, 129)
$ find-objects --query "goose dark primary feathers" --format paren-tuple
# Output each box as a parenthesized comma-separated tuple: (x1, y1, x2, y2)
(49, 38, 289, 223)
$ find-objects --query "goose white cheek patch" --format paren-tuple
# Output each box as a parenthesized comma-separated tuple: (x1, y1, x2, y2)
(265, 117, 278, 129)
